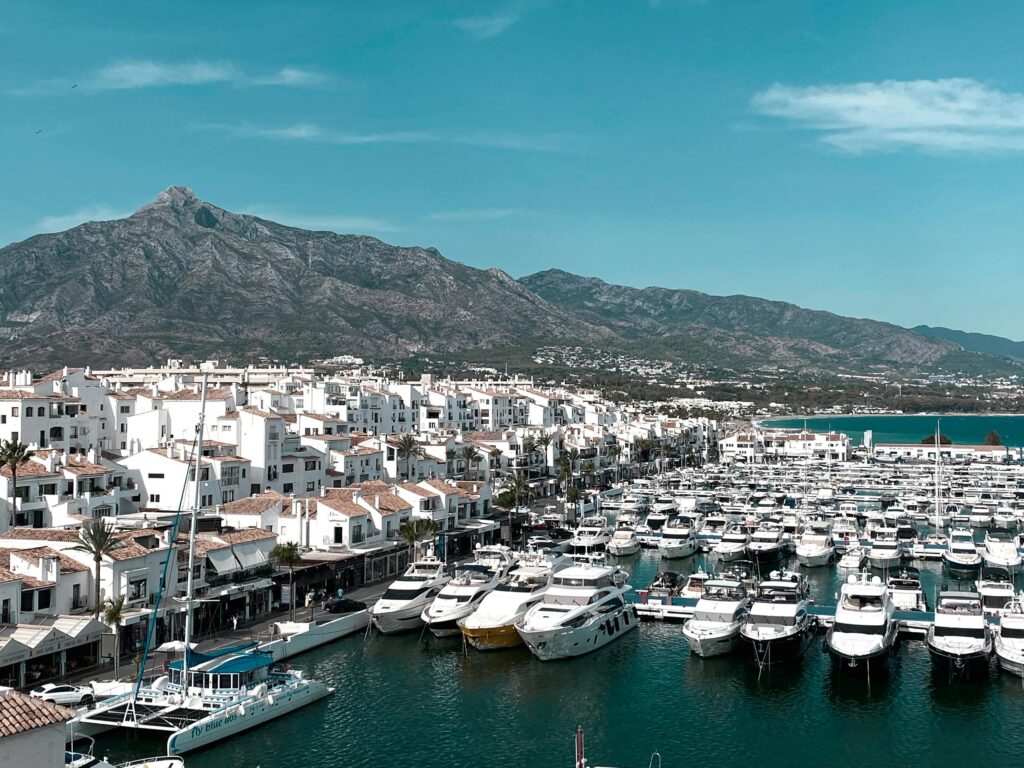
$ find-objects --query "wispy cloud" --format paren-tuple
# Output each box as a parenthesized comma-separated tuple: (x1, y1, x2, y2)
(425, 208, 523, 221)
(454, 9, 521, 39)
(37, 205, 133, 233)
(751, 78, 1024, 154)
(195, 122, 576, 152)
(241, 207, 401, 234)
(11, 60, 328, 95)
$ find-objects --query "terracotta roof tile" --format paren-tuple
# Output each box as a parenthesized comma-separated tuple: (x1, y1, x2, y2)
(0, 690, 75, 737)
(221, 493, 284, 516)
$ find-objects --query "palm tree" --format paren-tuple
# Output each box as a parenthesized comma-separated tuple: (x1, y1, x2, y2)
(459, 446, 483, 480)
(606, 444, 622, 483)
(1, 440, 33, 528)
(394, 434, 423, 481)
(101, 595, 127, 679)
(581, 460, 596, 489)
(398, 518, 441, 561)
(74, 519, 120, 614)
(503, 473, 532, 509)
(270, 542, 303, 621)
(445, 449, 456, 475)
(488, 448, 503, 479)
(535, 434, 553, 478)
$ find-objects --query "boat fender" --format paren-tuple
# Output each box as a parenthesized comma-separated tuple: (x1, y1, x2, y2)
(267, 695, 275, 705)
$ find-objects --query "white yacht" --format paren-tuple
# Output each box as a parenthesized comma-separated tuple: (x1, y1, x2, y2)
(995, 600, 1024, 677)
(827, 572, 899, 670)
(516, 563, 637, 660)
(794, 521, 835, 567)
(740, 571, 813, 665)
(913, 532, 948, 560)
(943, 528, 982, 577)
(838, 546, 865, 571)
(606, 528, 641, 557)
(369, 555, 451, 634)
(698, 514, 730, 550)
(745, 524, 786, 565)
(927, 589, 992, 672)
(976, 567, 1016, 618)
(459, 553, 569, 650)
(712, 526, 749, 562)
(982, 528, 1022, 573)
(682, 578, 750, 657)
(887, 567, 928, 612)
(658, 518, 699, 559)
(866, 527, 903, 570)
(568, 516, 613, 556)
(422, 546, 518, 636)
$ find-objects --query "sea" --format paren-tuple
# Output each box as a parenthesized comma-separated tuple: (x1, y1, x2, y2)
(762, 413, 1024, 448)
(90, 414, 1024, 768)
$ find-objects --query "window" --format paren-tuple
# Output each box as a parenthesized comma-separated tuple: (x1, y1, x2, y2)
(150, 494, 161, 503)
(282, 463, 294, 474)
(222, 490, 235, 503)
(305, 460, 318, 472)
(147, 473, 165, 479)
(120, 423, 127, 433)
(119, 405, 130, 413)
(37, 589, 52, 610)
(334, 526, 344, 544)
(351, 524, 364, 544)
(305, 481, 315, 493)
(128, 577, 147, 601)
(201, 494, 213, 507)
(11, 408, 19, 417)
(21, 591, 33, 612)
(25, 407, 33, 417)
(283, 483, 293, 493)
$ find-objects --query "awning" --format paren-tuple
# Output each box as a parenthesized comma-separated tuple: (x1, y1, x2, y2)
(245, 578, 274, 591)
(233, 544, 269, 570)
(207, 547, 239, 574)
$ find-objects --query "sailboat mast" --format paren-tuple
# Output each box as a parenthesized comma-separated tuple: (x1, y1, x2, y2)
(934, 420, 941, 529)
(182, 373, 210, 683)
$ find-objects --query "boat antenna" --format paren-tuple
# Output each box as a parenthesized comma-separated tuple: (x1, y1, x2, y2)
(182, 373, 210, 688)
(575, 725, 586, 768)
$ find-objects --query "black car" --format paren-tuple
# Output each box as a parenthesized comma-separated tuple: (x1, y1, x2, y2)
(324, 597, 367, 614)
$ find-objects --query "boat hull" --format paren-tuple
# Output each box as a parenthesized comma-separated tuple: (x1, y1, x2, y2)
(607, 542, 641, 557)
(370, 603, 427, 634)
(741, 628, 810, 665)
(995, 643, 1024, 677)
(262, 611, 370, 660)
(867, 554, 902, 570)
(796, 549, 833, 567)
(683, 624, 740, 657)
(166, 680, 333, 755)
(518, 604, 639, 660)
(658, 540, 696, 559)
(942, 556, 982, 577)
(460, 622, 523, 650)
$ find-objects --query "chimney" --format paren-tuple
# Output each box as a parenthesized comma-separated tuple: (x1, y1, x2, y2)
(320, 485, 327, 497)
(375, 495, 380, 509)
(47, 452, 57, 473)
(166, 442, 173, 459)
(87, 448, 97, 464)
(60, 451, 68, 467)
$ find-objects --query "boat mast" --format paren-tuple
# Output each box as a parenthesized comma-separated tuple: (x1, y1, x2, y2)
(182, 373, 209, 686)
(933, 420, 941, 529)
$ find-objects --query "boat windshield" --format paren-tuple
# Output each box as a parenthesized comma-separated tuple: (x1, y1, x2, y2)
(1001, 627, 1024, 639)
(833, 621, 886, 635)
(983, 593, 1013, 609)
(554, 575, 613, 588)
(841, 595, 883, 611)
(381, 585, 432, 601)
(496, 582, 542, 593)
(934, 626, 985, 638)
(693, 610, 739, 623)
(750, 614, 798, 626)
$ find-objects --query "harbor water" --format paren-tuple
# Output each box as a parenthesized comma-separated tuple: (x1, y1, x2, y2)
(762, 414, 1024, 449)
(93, 547, 1024, 768)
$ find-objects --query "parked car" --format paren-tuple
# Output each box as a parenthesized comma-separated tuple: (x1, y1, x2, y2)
(30, 683, 93, 706)
(324, 598, 367, 615)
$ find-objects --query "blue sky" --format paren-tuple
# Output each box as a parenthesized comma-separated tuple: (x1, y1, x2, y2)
(3, 1, 1023, 338)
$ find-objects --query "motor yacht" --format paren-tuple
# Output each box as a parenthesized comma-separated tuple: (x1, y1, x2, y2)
(982, 528, 1022, 573)
(658, 518, 699, 559)
(606, 527, 641, 557)
(516, 563, 637, 660)
(927, 589, 992, 672)
(422, 546, 518, 637)
(913, 532, 947, 560)
(698, 515, 730, 550)
(459, 553, 570, 650)
(682, 577, 750, 657)
(838, 546, 865, 571)
(713, 526, 750, 562)
(887, 566, 928, 612)
(866, 527, 903, 570)
(568, 517, 614, 557)
(827, 572, 898, 670)
(976, 567, 1016, 618)
(794, 520, 835, 567)
(369, 555, 451, 634)
(995, 599, 1024, 677)
(740, 570, 813, 665)
(943, 528, 982, 577)
(745, 524, 786, 565)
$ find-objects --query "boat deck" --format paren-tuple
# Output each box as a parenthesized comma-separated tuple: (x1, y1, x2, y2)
(79, 701, 209, 732)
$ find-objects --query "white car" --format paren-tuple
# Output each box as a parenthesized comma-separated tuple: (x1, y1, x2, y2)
(29, 683, 94, 706)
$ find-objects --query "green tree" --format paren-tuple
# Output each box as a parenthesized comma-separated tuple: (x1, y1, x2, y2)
(101, 595, 127, 679)
(503, 473, 533, 509)
(984, 430, 1003, 446)
(606, 444, 622, 483)
(535, 434, 553, 478)
(920, 434, 952, 445)
(459, 446, 483, 480)
(1, 440, 33, 528)
(395, 434, 423, 481)
(399, 518, 441, 561)
(270, 542, 303, 621)
(74, 519, 121, 614)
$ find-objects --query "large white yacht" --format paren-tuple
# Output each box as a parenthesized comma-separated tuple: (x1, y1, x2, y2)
(568, 516, 614, 557)
(516, 562, 637, 660)
(887, 567, 928, 612)
(794, 520, 835, 567)
(458, 552, 570, 650)
(682, 577, 750, 657)
(422, 546, 518, 637)
(827, 572, 899, 670)
(866, 527, 903, 570)
(943, 528, 982, 577)
(745, 524, 786, 565)
(712, 525, 749, 562)
(982, 528, 1022, 573)
(657, 517, 698, 559)
(927, 589, 992, 672)
(995, 599, 1024, 677)
(740, 571, 813, 665)
(976, 567, 1016, 618)
(369, 555, 451, 634)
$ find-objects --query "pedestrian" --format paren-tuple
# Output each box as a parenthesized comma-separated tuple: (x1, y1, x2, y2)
(231, 614, 239, 632)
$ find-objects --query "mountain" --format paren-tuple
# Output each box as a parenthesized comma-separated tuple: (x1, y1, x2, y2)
(0, 187, 611, 366)
(912, 325, 1024, 362)
(519, 269, 1007, 373)
(0, 187, 1014, 376)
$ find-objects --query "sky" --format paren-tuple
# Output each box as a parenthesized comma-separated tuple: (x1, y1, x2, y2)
(2, 0, 1023, 339)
